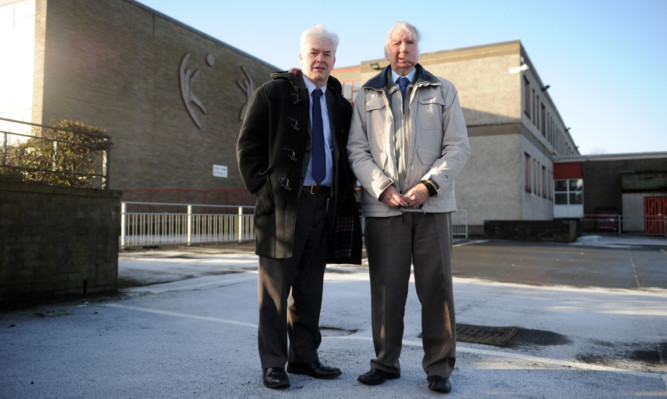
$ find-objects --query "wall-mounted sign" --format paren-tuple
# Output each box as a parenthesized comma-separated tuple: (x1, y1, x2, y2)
(213, 164, 228, 178)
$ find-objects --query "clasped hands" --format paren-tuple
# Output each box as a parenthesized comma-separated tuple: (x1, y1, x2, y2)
(380, 184, 429, 209)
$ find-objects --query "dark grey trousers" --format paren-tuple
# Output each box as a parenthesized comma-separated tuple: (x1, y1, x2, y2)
(257, 192, 328, 369)
(365, 212, 456, 378)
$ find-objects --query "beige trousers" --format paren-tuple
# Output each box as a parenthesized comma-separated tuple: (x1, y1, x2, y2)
(364, 212, 456, 378)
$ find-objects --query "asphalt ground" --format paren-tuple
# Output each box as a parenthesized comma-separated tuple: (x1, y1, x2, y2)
(1, 235, 666, 398)
(452, 237, 667, 289)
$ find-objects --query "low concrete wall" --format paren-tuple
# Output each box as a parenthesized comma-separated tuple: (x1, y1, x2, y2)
(0, 182, 122, 303)
(484, 220, 579, 243)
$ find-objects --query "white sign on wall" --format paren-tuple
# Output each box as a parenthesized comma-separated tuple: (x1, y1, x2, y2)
(213, 164, 228, 178)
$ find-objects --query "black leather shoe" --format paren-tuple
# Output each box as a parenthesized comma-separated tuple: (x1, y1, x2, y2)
(357, 368, 400, 385)
(427, 376, 452, 393)
(287, 360, 342, 379)
(263, 367, 290, 389)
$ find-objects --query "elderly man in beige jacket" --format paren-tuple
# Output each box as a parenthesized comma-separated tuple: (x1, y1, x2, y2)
(347, 21, 470, 394)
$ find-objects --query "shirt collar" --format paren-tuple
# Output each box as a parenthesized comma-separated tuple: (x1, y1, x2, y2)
(302, 75, 327, 96)
(391, 68, 417, 85)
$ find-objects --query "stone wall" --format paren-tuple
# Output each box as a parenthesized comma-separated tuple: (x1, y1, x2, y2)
(0, 182, 122, 303)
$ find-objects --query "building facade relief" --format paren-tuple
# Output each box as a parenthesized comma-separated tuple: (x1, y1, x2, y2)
(178, 52, 210, 129)
(236, 66, 254, 121)
(178, 52, 257, 128)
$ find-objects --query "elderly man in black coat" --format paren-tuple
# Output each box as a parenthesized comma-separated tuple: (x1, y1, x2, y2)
(236, 24, 361, 390)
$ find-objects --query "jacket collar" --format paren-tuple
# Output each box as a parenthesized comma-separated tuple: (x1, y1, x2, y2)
(364, 63, 439, 91)
(270, 71, 344, 97)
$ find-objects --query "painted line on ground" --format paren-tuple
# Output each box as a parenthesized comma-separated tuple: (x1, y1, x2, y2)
(120, 274, 257, 294)
(454, 240, 488, 247)
(103, 303, 663, 381)
(104, 303, 257, 328)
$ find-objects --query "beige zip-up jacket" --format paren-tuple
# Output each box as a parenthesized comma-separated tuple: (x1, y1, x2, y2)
(347, 64, 471, 217)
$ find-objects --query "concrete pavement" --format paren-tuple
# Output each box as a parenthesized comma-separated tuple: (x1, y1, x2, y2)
(1, 235, 665, 398)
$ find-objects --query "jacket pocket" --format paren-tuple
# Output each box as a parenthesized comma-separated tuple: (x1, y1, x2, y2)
(254, 176, 275, 216)
(417, 96, 445, 130)
(366, 96, 387, 137)
(417, 146, 440, 166)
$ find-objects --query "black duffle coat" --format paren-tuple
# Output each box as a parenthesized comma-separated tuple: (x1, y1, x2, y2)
(236, 71, 361, 264)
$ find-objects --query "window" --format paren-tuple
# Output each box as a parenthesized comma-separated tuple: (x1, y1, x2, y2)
(542, 166, 547, 198)
(554, 179, 583, 205)
(523, 77, 530, 117)
(536, 161, 542, 197)
(536, 164, 541, 197)
(341, 80, 361, 105)
(536, 96, 540, 128)
(541, 104, 546, 136)
(524, 153, 531, 193)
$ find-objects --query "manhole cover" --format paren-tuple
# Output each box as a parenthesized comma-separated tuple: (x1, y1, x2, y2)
(456, 324, 518, 347)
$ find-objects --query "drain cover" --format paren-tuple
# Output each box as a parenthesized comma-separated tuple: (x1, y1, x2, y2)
(456, 324, 518, 346)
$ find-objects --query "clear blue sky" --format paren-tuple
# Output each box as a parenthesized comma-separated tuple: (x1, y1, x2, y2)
(138, 0, 666, 156)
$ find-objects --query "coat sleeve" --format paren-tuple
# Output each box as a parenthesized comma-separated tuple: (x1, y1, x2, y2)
(236, 87, 269, 195)
(420, 81, 471, 193)
(346, 90, 394, 200)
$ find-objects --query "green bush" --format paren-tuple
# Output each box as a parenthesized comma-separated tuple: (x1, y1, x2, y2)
(0, 119, 111, 188)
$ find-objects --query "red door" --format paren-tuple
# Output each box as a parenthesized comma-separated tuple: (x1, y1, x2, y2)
(644, 197, 667, 235)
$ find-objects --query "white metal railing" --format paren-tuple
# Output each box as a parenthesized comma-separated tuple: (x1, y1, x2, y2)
(1, 117, 111, 189)
(120, 201, 255, 248)
(452, 209, 469, 239)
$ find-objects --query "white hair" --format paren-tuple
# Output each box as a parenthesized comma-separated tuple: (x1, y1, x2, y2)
(300, 24, 339, 55)
(384, 21, 420, 58)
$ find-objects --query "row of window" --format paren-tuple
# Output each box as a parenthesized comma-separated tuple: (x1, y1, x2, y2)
(524, 154, 584, 206)
(524, 153, 553, 200)
(523, 77, 574, 155)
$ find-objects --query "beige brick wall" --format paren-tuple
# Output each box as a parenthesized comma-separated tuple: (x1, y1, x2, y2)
(421, 42, 522, 126)
(457, 134, 523, 226)
(37, 0, 277, 192)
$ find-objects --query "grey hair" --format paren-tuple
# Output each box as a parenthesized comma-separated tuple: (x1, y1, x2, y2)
(300, 24, 339, 55)
(384, 21, 420, 57)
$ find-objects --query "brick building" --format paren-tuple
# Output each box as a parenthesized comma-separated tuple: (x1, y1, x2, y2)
(4, 1, 663, 234)
(1, 0, 276, 201)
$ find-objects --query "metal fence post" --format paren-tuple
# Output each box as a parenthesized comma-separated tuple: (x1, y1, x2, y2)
(102, 146, 109, 190)
(187, 205, 192, 246)
(120, 202, 126, 248)
(464, 210, 469, 239)
(238, 206, 243, 242)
